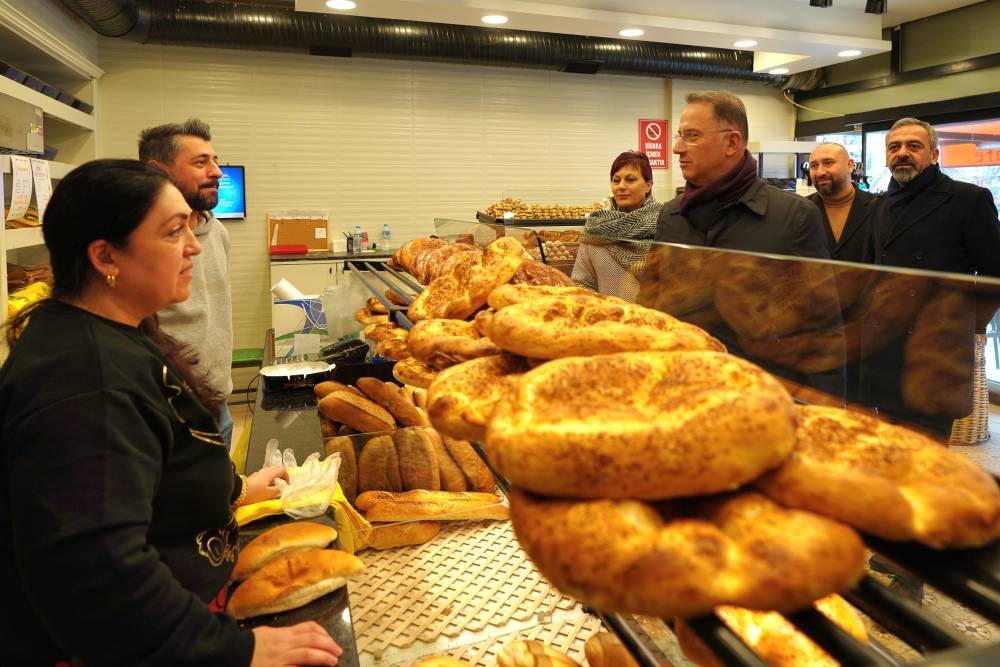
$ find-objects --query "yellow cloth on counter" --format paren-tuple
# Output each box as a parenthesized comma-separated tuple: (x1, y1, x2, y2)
(233, 482, 371, 554)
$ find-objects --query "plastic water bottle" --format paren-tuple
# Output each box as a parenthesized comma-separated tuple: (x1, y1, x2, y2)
(353, 224, 362, 254)
(382, 223, 391, 249)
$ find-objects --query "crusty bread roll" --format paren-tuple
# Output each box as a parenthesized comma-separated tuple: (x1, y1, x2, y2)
(412, 657, 473, 667)
(393, 356, 440, 389)
(395, 238, 449, 275)
(485, 294, 724, 360)
(407, 318, 500, 369)
(364, 321, 407, 343)
(424, 428, 468, 492)
(487, 351, 796, 499)
(324, 435, 358, 504)
(755, 405, 1000, 548)
(413, 387, 428, 411)
(358, 435, 403, 493)
(228, 549, 364, 620)
(366, 296, 388, 315)
(314, 380, 361, 399)
(440, 437, 494, 493)
(375, 337, 412, 361)
(320, 416, 338, 439)
(362, 520, 441, 550)
(498, 640, 580, 667)
(357, 377, 428, 427)
(393, 428, 441, 491)
(384, 289, 409, 307)
(362, 489, 509, 522)
(674, 594, 866, 667)
(509, 489, 864, 618)
(356, 308, 389, 325)
(232, 522, 338, 581)
(318, 390, 396, 434)
(338, 424, 358, 437)
(584, 633, 638, 667)
(428, 354, 530, 442)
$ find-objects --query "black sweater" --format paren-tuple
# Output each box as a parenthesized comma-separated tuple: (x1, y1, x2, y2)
(0, 301, 254, 666)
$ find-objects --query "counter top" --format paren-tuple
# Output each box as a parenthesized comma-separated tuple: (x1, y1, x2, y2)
(270, 251, 393, 262)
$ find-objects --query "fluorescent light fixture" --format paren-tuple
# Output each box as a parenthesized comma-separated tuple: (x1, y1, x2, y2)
(619, 28, 644, 37)
(838, 49, 862, 57)
(733, 40, 757, 48)
(481, 15, 509, 25)
(769, 68, 790, 75)
(325, 0, 356, 9)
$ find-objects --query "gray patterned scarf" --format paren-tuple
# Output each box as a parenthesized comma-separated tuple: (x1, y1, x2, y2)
(581, 195, 662, 271)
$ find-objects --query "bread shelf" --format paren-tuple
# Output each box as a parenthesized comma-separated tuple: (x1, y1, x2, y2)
(1, 155, 73, 179)
(0, 74, 94, 131)
(4, 226, 44, 251)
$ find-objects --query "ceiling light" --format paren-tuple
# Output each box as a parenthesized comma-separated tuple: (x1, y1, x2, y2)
(865, 0, 887, 13)
(733, 40, 757, 48)
(838, 49, 862, 57)
(481, 15, 508, 25)
(325, 0, 356, 9)
(809, 0, 833, 6)
(619, 28, 644, 38)
(769, 68, 790, 75)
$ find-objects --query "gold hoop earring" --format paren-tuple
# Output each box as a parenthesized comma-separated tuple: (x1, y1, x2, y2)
(105, 274, 116, 288)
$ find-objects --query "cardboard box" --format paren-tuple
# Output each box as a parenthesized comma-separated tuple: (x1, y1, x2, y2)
(267, 214, 329, 251)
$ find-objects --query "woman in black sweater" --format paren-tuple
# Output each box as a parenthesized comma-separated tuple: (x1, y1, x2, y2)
(0, 160, 342, 666)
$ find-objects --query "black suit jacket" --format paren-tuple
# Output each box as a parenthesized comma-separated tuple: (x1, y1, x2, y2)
(868, 170, 1000, 276)
(807, 187, 875, 264)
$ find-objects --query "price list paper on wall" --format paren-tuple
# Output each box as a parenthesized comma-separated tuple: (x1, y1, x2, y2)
(6, 155, 33, 222)
(30, 158, 52, 222)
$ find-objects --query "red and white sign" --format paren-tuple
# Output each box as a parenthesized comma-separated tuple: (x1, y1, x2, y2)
(638, 119, 669, 169)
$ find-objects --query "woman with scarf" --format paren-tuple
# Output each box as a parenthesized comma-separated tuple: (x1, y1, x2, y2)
(571, 151, 661, 300)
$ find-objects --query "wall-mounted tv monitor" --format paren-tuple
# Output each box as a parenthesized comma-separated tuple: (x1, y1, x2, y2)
(215, 165, 246, 220)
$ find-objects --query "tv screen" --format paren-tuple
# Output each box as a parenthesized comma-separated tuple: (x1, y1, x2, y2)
(215, 165, 246, 220)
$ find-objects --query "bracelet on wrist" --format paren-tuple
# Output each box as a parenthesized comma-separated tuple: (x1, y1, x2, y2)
(232, 474, 248, 508)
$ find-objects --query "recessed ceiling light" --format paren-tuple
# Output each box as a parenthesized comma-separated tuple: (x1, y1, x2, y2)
(838, 49, 862, 57)
(481, 15, 508, 25)
(769, 68, 790, 75)
(733, 40, 757, 48)
(619, 28, 644, 38)
(326, 0, 356, 9)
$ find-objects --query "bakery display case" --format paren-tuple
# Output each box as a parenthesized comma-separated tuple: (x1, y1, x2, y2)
(477, 189, 607, 226)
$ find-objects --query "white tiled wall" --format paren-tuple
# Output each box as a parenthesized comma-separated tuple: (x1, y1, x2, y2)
(96, 39, 792, 348)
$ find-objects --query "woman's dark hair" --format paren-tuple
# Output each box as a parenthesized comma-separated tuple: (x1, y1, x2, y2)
(610, 151, 653, 183)
(5, 159, 219, 404)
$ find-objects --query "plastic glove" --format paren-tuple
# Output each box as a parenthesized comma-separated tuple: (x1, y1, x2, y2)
(263, 439, 343, 519)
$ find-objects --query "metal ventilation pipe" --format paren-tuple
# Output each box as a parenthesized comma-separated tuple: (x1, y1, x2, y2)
(59, 0, 783, 84)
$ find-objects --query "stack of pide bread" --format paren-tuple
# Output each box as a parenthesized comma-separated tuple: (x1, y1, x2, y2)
(410, 281, 1000, 623)
(227, 522, 364, 620)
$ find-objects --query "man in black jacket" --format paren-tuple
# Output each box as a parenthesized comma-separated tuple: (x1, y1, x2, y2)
(654, 90, 828, 259)
(807, 142, 875, 263)
(869, 117, 1000, 275)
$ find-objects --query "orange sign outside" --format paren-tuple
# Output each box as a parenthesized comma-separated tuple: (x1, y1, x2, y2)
(939, 143, 1000, 168)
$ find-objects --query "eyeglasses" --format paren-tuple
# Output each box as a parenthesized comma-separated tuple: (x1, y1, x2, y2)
(674, 128, 736, 146)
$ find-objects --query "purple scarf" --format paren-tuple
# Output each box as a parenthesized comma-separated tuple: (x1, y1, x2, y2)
(679, 151, 759, 217)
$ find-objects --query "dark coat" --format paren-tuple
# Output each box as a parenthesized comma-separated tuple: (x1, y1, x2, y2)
(808, 187, 876, 264)
(655, 179, 830, 259)
(868, 169, 1000, 276)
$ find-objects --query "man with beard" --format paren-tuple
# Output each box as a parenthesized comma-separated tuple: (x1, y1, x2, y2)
(140, 119, 234, 447)
(807, 142, 875, 263)
(655, 90, 828, 258)
(869, 117, 1000, 275)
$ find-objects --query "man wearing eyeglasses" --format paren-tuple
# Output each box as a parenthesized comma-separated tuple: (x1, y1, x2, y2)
(654, 90, 828, 258)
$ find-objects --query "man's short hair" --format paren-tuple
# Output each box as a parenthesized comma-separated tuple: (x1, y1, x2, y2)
(888, 117, 939, 150)
(138, 118, 213, 164)
(686, 90, 749, 145)
(813, 142, 851, 160)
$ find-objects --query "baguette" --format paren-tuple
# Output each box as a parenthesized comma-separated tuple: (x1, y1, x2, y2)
(424, 428, 468, 492)
(314, 380, 361, 399)
(319, 416, 339, 439)
(324, 436, 358, 504)
(358, 435, 403, 493)
(228, 548, 364, 620)
(393, 428, 441, 491)
(232, 521, 337, 581)
(362, 521, 441, 550)
(357, 377, 428, 427)
(338, 424, 358, 437)
(318, 390, 395, 434)
(498, 640, 580, 667)
(362, 489, 509, 522)
(442, 437, 495, 493)
(355, 489, 398, 511)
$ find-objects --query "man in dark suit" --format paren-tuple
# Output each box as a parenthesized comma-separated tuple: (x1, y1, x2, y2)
(869, 117, 1000, 276)
(807, 142, 875, 263)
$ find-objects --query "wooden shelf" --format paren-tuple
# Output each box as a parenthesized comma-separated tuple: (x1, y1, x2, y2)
(0, 75, 94, 131)
(1, 155, 73, 179)
(4, 226, 44, 251)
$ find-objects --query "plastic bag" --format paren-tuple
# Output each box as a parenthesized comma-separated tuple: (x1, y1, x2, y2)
(263, 438, 342, 519)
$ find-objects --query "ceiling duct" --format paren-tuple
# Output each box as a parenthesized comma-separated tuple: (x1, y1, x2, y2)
(58, 0, 783, 84)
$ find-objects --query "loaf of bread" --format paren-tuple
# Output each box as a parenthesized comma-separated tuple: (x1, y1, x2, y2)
(356, 308, 389, 325)
(509, 489, 864, 618)
(366, 296, 388, 315)
(428, 354, 530, 442)
(487, 284, 601, 310)
(232, 522, 338, 581)
(407, 318, 500, 369)
(314, 380, 360, 399)
(361, 489, 509, 522)
(318, 390, 396, 434)
(584, 633, 638, 667)
(755, 405, 1000, 548)
(385, 289, 409, 306)
(497, 640, 580, 667)
(393, 356, 440, 389)
(442, 437, 494, 493)
(324, 435, 358, 504)
(357, 377, 428, 427)
(362, 520, 441, 550)
(375, 337, 412, 361)
(320, 416, 338, 439)
(228, 548, 364, 620)
(358, 435, 403, 493)
(393, 428, 441, 491)
(424, 428, 468, 492)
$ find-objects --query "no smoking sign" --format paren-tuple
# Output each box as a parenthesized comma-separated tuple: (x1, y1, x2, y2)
(638, 119, 668, 169)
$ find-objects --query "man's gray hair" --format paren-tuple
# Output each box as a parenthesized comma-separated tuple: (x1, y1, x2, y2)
(888, 117, 939, 150)
(138, 118, 213, 164)
(686, 90, 749, 145)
